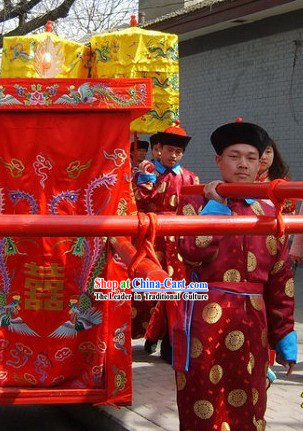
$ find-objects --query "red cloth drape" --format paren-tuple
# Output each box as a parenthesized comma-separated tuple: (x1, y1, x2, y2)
(0, 110, 133, 404)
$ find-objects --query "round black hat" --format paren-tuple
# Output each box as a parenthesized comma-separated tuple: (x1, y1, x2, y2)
(130, 140, 149, 152)
(211, 122, 270, 157)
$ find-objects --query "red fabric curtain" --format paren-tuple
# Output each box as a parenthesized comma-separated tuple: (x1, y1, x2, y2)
(0, 110, 133, 404)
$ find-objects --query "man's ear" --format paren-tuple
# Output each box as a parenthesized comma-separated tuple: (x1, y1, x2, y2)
(215, 154, 221, 167)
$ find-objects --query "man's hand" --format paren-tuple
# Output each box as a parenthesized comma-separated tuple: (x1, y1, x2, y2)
(138, 160, 156, 175)
(276, 353, 295, 376)
(204, 180, 226, 204)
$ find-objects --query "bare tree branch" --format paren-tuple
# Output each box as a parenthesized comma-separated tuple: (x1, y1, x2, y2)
(0, 0, 77, 48)
(3, 0, 12, 8)
(0, 0, 42, 23)
(0, 0, 138, 48)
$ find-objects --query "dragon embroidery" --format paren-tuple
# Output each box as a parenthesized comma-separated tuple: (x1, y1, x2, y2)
(33, 154, 52, 189)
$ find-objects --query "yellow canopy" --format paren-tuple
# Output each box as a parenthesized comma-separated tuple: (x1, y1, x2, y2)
(91, 26, 179, 134)
(1, 32, 90, 79)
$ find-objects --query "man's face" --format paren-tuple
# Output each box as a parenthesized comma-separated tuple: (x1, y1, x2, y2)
(160, 144, 184, 168)
(216, 143, 260, 182)
(152, 144, 161, 161)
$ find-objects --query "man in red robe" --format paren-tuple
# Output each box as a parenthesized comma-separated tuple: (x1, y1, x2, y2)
(173, 121, 297, 431)
(131, 123, 199, 346)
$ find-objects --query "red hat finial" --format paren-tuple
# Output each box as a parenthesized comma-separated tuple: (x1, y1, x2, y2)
(130, 15, 137, 27)
(164, 121, 187, 136)
(45, 21, 54, 32)
(235, 117, 243, 123)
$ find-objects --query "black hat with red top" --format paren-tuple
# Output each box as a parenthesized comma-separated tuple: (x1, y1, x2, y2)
(150, 121, 191, 150)
(211, 117, 270, 157)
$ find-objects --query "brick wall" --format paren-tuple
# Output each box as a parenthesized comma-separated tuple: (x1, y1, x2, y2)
(178, 12, 303, 182)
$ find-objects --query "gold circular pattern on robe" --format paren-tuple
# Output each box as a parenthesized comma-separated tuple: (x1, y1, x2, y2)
(253, 418, 266, 431)
(227, 389, 247, 407)
(158, 181, 167, 193)
(223, 269, 241, 282)
(247, 251, 257, 272)
(156, 251, 164, 262)
(221, 423, 231, 431)
(225, 330, 245, 351)
(195, 235, 213, 248)
(271, 260, 284, 274)
(168, 235, 175, 242)
(249, 295, 263, 311)
(167, 265, 174, 277)
(190, 337, 203, 358)
(182, 203, 196, 216)
(247, 352, 255, 375)
(131, 307, 137, 319)
(250, 201, 264, 215)
(252, 387, 259, 405)
(261, 328, 268, 347)
(114, 370, 126, 390)
(169, 194, 178, 208)
(193, 400, 214, 419)
(285, 278, 294, 297)
(202, 302, 222, 324)
(177, 253, 183, 262)
(266, 235, 278, 255)
(209, 364, 223, 384)
(176, 372, 186, 391)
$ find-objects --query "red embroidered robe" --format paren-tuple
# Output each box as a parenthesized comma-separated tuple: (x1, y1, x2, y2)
(174, 196, 295, 431)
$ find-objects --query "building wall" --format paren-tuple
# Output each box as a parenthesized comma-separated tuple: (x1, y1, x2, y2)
(139, 0, 185, 22)
(178, 10, 303, 182)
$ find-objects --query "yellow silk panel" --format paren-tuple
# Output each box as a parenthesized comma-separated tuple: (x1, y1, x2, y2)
(1, 33, 90, 79)
(90, 27, 179, 133)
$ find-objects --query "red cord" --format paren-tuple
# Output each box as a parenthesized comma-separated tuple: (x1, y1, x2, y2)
(267, 179, 286, 237)
(128, 212, 162, 278)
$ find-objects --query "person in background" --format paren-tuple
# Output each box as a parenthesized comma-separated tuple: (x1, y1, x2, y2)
(256, 138, 295, 214)
(131, 122, 199, 359)
(130, 140, 149, 168)
(257, 138, 296, 373)
(174, 120, 297, 431)
(150, 133, 161, 163)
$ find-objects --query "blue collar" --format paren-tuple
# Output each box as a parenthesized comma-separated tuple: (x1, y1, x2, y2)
(245, 198, 256, 205)
(154, 160, 182, 175)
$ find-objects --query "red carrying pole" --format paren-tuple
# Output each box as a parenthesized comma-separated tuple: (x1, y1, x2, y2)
(0, 214, 303, 236)
(181, 181, 303, 200)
